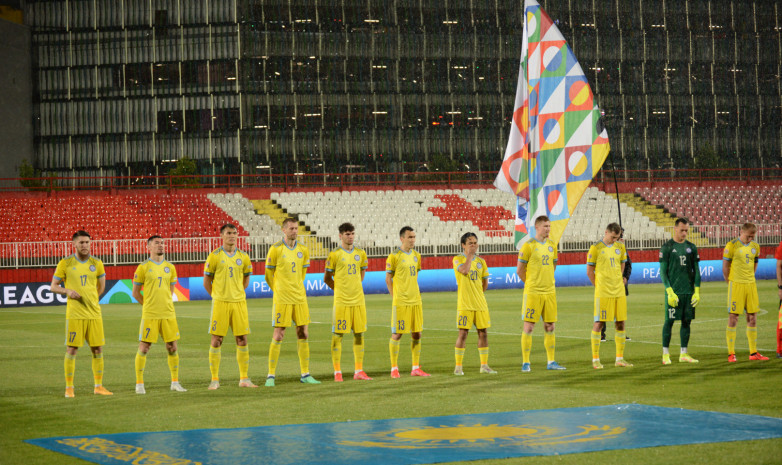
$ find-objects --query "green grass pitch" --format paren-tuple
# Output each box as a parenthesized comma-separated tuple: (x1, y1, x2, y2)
(2, 280, 781, 465)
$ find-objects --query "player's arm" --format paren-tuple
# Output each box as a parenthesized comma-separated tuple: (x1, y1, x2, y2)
(722, 260, 731, 282)
(204, 274, 213, 296)
(324, 270, 335, 289)
(51, 277, 79, 299)
(586, 264, 596, 286)
(132, 282, 144, 305)
(264, 267, 274, 290)
(385, 272, 393, 296)
(360, 268, 366, 281)
(97, 275, 106, 296)
(517, 261, 527, 282)
(243, 275, 250, 289)
(457, 253, 474, 275)
(482, 276, 489, 291)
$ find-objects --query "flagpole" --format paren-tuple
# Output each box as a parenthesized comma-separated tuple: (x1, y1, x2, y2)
(607, 149, 623, 231)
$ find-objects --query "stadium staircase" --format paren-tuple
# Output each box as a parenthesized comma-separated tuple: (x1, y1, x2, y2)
(250, 198, 328, 256)
(618, 193, 710, 247)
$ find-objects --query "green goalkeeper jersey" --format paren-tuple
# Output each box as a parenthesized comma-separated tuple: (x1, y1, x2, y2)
(659, 239, 701, 294)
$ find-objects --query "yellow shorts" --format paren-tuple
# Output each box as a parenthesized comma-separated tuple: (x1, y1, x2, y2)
(139, 318, 180, 343)
(392, 304, 423, 334)
(272, 301, 310, 327)
(333, 304, 367, 334)
(209, 300, 250, 337)
(457, 309, 491, 330)
(727, 281, 759, 314)
(594, 295, 627, 322)
(521, 293, 558, 323)
(65, 318, 105, 348)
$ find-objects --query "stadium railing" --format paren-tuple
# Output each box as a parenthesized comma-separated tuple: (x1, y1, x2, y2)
(1, 224, 778, 269)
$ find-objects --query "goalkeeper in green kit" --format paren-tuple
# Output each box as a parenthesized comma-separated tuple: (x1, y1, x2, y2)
(659, 218, 702, 365)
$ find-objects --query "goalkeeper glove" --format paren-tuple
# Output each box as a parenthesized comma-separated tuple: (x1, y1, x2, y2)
(666, 287, 679, 307)
(690, 287, 700, 307)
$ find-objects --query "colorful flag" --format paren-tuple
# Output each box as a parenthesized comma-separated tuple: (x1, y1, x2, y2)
(494, 0, 610, 247)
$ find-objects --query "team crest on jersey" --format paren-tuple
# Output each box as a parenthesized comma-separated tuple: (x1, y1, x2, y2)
(476, 263, 482, 269)
(614, 249, 621, 255)
(89, 265, 96, 272)
(686, 248, 692, 253)
(751, 248, 756, 255)
(297, 252, 303, 258)
(413, 256, 418, 262)
(236, 259, 242, 265)
(354, 254, 360, 261)
(164, 267, 170, 273)
(548, 246, 553, 252)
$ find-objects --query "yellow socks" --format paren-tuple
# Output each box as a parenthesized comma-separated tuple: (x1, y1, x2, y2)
(590, 330, 601, 360)
(726, 326, 737, 354)
(135, 351, 147, 384)
(353, 334, 365, 372)
(297, 339, 310, 375)
(209, 346, 221, 381)
(389, 338, 400, 368)
(411, 338, 421, 367)
(268, 339, 281, 376)
(747, 326, 758, 354)
(92, 353, 104, 387)
(331, 334, 343, 372)
(167, 352, 180, 382)
(521, 332, 533, 364)
(454, 347, 465, 367)
(544, 331, 556, 363)
(64, 353, 76, 388)
(236, 345, 249, 379)
(478, 347, 489, 365)
(615, 331, 626, 359)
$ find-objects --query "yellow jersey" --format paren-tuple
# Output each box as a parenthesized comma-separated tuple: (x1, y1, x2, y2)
(453, 254, 489, 312)
(204, 247, 252, 302)
(386, 248, 422, 306)
(53, 255, 106, 319)
(266, 240, 310, 305)
(518, 238, 557, 295)
(723, 238, 760, 283)
(133, 259, 177, 319)
(587, 241, 627, 298)
(326, 246, 368, 306)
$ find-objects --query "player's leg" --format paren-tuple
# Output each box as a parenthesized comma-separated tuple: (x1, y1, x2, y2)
(477, 316, 495, 374)
(409, 305, 429, 376)
(267, 301, 291, 386)
(232, 302, 256, 387)
(745, 285, 767, 360)
(777, 300, 782, 357)
(726, 281, 740, 361)
(454, 310, 470, 375)
(208, 301, 230, 389)
(389, 305, 410, 377)
(521, 294, 537, 371)
(591, 296, 608, 369)
(352, 306, 370, 379)
(165, 335, 186, 391)
(293, 303, 319, 384)
(64, 319, 83, 397)
(87, 319, 112, 395)
(542, 296, 563, 370)
(614, 297, 632, 367)
(135, 339, 152, 394)
(331, 304, 346, 380)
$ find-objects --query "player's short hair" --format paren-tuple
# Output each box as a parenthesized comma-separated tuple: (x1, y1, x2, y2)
(534, 215, 550, 225)
(741, 222, 757, 233)
(338, 222, 355, 234)
(460, 232, 478, 244)
(606, 222, 622, 234)
(220, 223, 237, 233)
(281, 218, 297, 228)
(147, 235, 162, 244)
(674, 217, 689, 226)
(72, 230, 90, 240)
(399, 226, 414, 237)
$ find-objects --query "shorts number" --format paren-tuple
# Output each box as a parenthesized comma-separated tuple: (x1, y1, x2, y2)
(524, 308, 535, 319)
(211, 320, 217, 331)
(80, 274, 87, 286)
(668, 307, 676, 319)
(145, 327, 151, 338)
(275, 313, 282, 324)
(397, 320, 405, 330)
(347, 264, 356, 275)
(336, 319, 347, 331)
(601, 310, 607, 320)
(731, 301, 736, 312)
(458, 315, 467, 326)
(68, 331, 76, 343)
